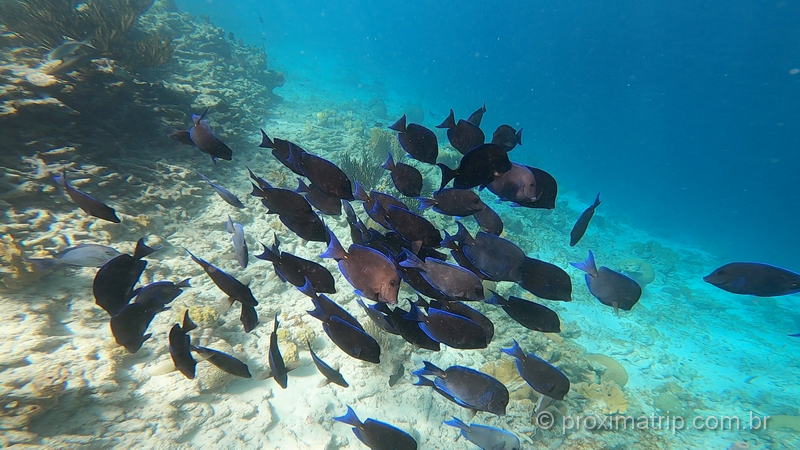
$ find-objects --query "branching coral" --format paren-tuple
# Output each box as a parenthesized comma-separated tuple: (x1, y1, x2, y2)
(338, 152, 385, 191)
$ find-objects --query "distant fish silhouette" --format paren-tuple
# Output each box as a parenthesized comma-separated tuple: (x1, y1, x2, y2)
(267, 313, 289, 388)
(198, 172, 244, 208)
(570, 193, 601, 246)
(389, 114, 439, 164)
(53, 172, 120, 223)
(491, 124, 523, 151)
(382, 153, 422, 197)
(704, 262, 800, 297)
(571, 251, 641, 310)
(170, 109, 233, 162)
(466, 104, 487, 127)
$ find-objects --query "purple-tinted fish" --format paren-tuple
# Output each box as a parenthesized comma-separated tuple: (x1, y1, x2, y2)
(296, 178, 342, 215)
(570, 193, 601, 246)
(169, 323, 196, 379)
(306, 293, 381, 363)
(255, 234, 336, 293)
(400, 249, 484, 301)
(389, 114, 439, 164)
(191, 345, 251, 378)
(198, 172, 244, 208)
(449, 223, 524, 282)
(436, 109, 485, 155)
(93, 238, 156, 316)
(382, 153, 423, 197)
(472, 203, 503, 235)
(571, 251, 641, 310)
(259, 129, 306, 176)
(53, 172, 120, 223)
(384, 205, 442, 253)
(288, 145, 353, 200)
(405, 302, 489, 349)
(413, 361, 509, 416)
(491, 124, 523, 151)
(502, 339, 569, 400)
(186, 250, 258, 307)
(466, 104, 487, 127)
(320, 229, 400, 304)
(487, 163, 539, 204)
(704, 262, 800, 297)
(486, 291, 560, 333)
(170, 109, 233, 162)
(334, 406, 417, 450)
(517, 256, 573, 302)
(353, 182, 409, 229)
(417, 188, 484, 217)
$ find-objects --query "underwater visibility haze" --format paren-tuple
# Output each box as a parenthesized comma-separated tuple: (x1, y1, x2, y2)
(1, 0, 798, 448)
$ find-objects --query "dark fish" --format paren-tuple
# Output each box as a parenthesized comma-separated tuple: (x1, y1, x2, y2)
(454, 224, 525, 282)
(569, 193, 601, 246)
(187, 109, 233, 162)
(790, 333, 800, 337)
(356, 298, 400, 335)
(501, 339, 570, 400)
(571, 251, 641, 310)
(384, 205, 442, 253)
(703, 262, 800, 297)
(517, 256, 573, 302)
(255, 234, 336, 293)
(439, 230, 489, 281)
(388, 115, 438, 164)
(268, 313, 289, 388)
(259, 129, 306, 176)
(397, 264, 453, 302)
(28, 243, 120, 269)
(198, 172, 244, 208)
(491, 124, 523, 151)
(298, 280, 364, 330)
(343, 200, 369, 243)
(436, 109, 485, 154)
(308, 340, 349, 388)
(53, 172, 120, 223)
(248, 169, 314, 216)
(466, 104, 487, 127)
(168, 323, 196, 379)
(511, 166, 558, 209)
(334, 406, 418, 450)
(417, 189, 484, 217)
(472, 203, 503, 235)
(93, 238, 156, 316)
(353, 182, 409, 229)
(383, 302, 441, 351)
(192, 345, 251, 378)
(444, 417, 520, 450)
(132, 278, 191, 312)
(405, 302, 489, 349)
(307, 294, 381, 363)
(438, 144, 512, 190)
(181, 310, 197, 332)
(278, 210, 328, 243)
(296, 178, 342, 215)
(427, 298, 494, 344)
(399, 249, 484, 301)
(288, 145, 354, 200)
(486, 291, 560, 333)
(186, 250, 258, 306)
(226, 216, 248, 268)
(240, 302, 259, 332)
(110, 303, 154, 353)
(46, 38, 95, 61)
(413, 361, 509, 416)
(321, 229, 400, 304)
(382, 153, 423, 197)
(486, 163, 538, 204)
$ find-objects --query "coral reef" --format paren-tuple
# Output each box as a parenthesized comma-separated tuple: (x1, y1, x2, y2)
(0, 234, 40, 289)
(585, 353, 629, 387)
(618, 257, 656, 286)
(573, 381, 628, 414)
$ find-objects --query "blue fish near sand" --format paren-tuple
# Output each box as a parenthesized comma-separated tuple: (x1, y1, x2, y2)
(444, 417, 520, 450)
(28, 243, 120, 269)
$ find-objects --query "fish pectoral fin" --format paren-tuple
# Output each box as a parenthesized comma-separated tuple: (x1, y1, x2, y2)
(317, 378, 331, 388)
(148, 359, 177, 376)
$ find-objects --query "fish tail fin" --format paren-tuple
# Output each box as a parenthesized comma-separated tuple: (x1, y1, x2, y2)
(169, 130, 194, 146)
(182, 310, 198, 332)
(225, 215, 235, 233)
(259, 128, 274, 148)
(416, 361, 445, 377)
(453, 221, 474, 245)
(593, 193, 601, 208)
(273, 312, 280, 332)
(412, 374, 435, 387)
(177, 278, 191, 288)
(295, 178, 310, 193)
(500, 339, 525, 360)
(250, 182, 265, 197)
(198, 172, 211, 183)
(789, 333, 800, 337)
(52, 171, 67, 188)
(342, 200, 357, 223)
(255, 242, 278, 262)
(381, 152, 395, 171)
(353, 181, 369, 203)
(569, 250, 598, 277)
(437, 163, 457, 191)
(484, 290, 504, 306)
(320, 229, 346, 260)
(436, 109, 456, 129)
(414, 295, 430, 309)
(398, 248, 422, 269)
(416, 197, 436, 212)
(333, 406, 361, 427)
(306, 296, 327, 321)
(402, 301, 426, 322)
(443, 417, 468, 432)
(516, 128, 523, 145)
(388, 114, 407, 132)
(439, 231, 456, 249)
(133, 238, 157, 260)
(298, 277, 318, 298)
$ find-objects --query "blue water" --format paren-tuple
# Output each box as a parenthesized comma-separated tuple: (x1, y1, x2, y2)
(180, 0, 800, 268)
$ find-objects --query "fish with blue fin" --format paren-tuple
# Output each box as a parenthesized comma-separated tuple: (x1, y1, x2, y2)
(571, 251, 641, 310)
(449, 223, 524, 282)
(389, 114, 438, 164)
(321, 228, 400, 304)
(426, 298, 494, 344)
(382, 153, 423, 197)
(304, 289, 380, 364)
(53, 172, 120, 223)
(404, 302, 489, 349)
(287, 145, 353, 200)
(569, 193, 601, 246)
(704, 262, 800, 297)
(295, 178, 342, 215)
(168, 323, 196, 379)
(255, 234, 336, 293)
(352, 182, 409, 229)
(93, 238, 157, 316)
(185, 250, 258, 307)
(517, 256, 573, 302)
(416, 188, 484, 217)
(307, 339, 349, 388)
(444, 416, 520, 450)
(132, 278, 191, 313)
(334, 406, 418, 450)
(399, 249, 484, 301)
(268, 313, 289, 388)
(472, 203, 503, 235)
(436, 109, 485, 155)
(501, 339, 570, 401)
(198, 172, 244, 208)
(191, 345, 251, 378)
(437, 143, 511, 190)
(180, 109, 233, 162)
(486, 291, 560, 333)
(259, 129, 307, 176)
(384, 205, 442, 253)
(413, 361, 508, 416)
